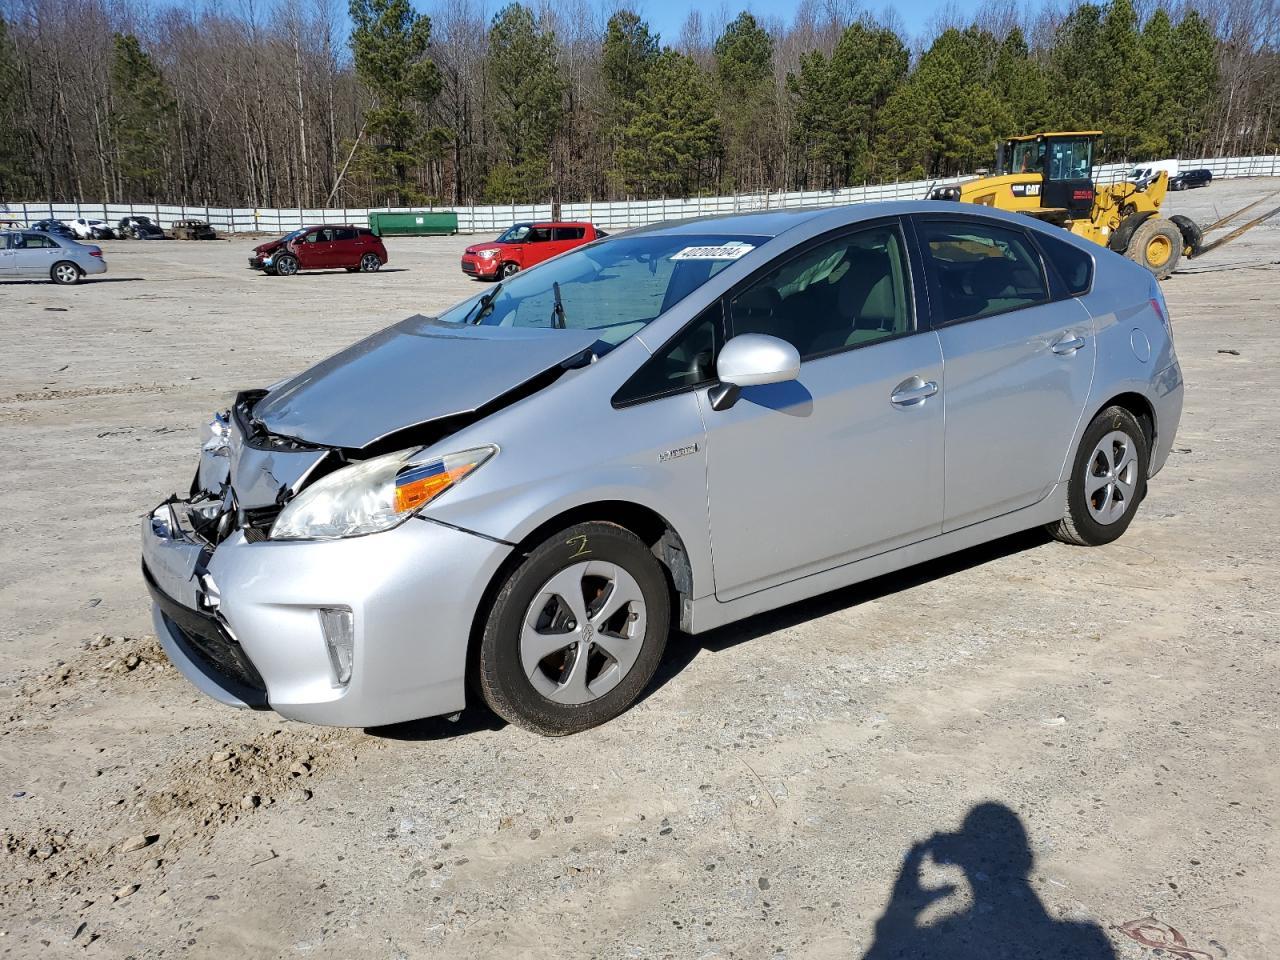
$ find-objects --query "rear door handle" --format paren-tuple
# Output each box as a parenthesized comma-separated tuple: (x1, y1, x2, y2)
(890, 377, 939, 408)
(1051, 335, 1086, 355)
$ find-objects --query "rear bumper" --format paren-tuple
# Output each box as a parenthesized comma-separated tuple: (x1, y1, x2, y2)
(141, 500, 513, 726)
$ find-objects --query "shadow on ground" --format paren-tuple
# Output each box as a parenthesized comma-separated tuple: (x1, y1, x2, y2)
(860, 802, 1115, 959)
(368, 528, 1051, 742)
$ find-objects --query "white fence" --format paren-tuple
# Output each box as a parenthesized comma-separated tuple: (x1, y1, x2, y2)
(7, 154, 1278, 236)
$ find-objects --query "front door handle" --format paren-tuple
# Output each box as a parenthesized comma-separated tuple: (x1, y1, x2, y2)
(1051, 335, 1087, 355)
(890, 376, 939, 408)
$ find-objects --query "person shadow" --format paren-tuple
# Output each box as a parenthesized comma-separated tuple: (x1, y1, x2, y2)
(861, 803, 1116, 960)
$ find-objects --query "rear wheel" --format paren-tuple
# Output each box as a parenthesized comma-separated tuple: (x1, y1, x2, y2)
(359, 252, 381, 272)
(1127, 218, 1182, 279)
(478, 522, 670, 736)
(1047, 405, 1150, 547)
(273, 253, 299, 276)
(51, 261, 82, 285)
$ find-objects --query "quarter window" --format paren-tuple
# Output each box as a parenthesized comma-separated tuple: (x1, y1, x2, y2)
(553, 226, 586, 241)
(728, 225, 911, 360)
(918, 221, 1049, 324)
(615, 303, 722, 405)
(1036, 231, 1093, 297)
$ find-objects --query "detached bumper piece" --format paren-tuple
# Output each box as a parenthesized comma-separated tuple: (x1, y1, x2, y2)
(143, 561, 268, 708)
(248, 256, 265, 269)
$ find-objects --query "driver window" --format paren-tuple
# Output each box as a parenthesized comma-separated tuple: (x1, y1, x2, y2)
(728, 225, 912, 360)
(527, 227, 552, 243)
(304, 232, 319, 243)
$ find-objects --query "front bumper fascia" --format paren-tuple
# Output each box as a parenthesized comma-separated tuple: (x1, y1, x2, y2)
(141, 502, 513, 727)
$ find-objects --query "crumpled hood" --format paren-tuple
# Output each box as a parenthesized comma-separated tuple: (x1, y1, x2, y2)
(252, 316, 599, 449)
(254, 239, 285, 254)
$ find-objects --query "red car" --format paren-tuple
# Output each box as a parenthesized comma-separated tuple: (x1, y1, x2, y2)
(461, 221, 602, 280)
(249, 225, 388, 276)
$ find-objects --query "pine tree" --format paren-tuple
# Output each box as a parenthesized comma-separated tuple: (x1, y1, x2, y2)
(348, 0, 442, 204)
(1169, 11, 1218, 156)
(484, 4, 567, 203)
(602, 11, 659, 193)
(713, 12, 776, 191)
(109, 34, 174, 199)
(616, 49, 719, 196)
(788, 21, 908, 188)
(0, 17, 35, 199)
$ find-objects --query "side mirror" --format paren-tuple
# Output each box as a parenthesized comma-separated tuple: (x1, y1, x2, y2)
(709, 334, 802, 411)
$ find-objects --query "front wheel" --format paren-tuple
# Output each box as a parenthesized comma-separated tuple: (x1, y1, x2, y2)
(500, 261, 520, 279)
(51, 261, 82, 285)
(1047, 405, 1150, 546)
(478, 522, 670, 736)
(359, 252, 381, 272)
(1127, 218, 1183, 279)
(273, 253, 299, 276)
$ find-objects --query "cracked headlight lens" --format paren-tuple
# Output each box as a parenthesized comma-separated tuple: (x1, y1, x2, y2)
(270, 445, 496, 541)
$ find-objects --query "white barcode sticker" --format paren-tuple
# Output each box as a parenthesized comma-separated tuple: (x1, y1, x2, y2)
(671, 242, 754, 261)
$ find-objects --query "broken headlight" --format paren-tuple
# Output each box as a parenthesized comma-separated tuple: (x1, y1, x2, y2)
(269, 445, 496, 541)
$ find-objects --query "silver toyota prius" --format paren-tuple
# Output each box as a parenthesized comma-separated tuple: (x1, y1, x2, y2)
(142, 202, 1183, 735)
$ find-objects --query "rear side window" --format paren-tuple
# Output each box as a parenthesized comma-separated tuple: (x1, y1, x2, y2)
(1036, 231, 1093, 296)
(553, 226, 586, 241)
(918, 220, 1049, 324)
(334, 228, 357, 241)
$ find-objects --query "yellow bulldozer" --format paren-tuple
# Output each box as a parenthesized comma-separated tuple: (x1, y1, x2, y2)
(930, 131, 1202, 279)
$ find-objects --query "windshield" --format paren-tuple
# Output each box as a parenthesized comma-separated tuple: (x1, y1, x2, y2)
(496, 223, 533, 243)
(437, 233, 767, 347)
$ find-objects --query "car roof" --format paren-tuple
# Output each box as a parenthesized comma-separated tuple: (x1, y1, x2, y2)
(623, 199, 1076, 242)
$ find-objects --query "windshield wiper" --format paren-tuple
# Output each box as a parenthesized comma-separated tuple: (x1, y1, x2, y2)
(550, 281, 566, 329)
(464, 282, 503, 325)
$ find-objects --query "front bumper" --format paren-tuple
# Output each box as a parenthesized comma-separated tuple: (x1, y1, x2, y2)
(248, 256, 266, 269)
(141, 500, 512, 726)
(461, 254, 498, 278)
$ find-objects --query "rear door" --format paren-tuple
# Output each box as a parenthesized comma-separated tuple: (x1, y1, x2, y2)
(332, 227, 360, 266)
(13, 233, 61, 277)
(0, 232, 16, 274)
(913, 215, 1095, 531)
(551, 225, 586, 257)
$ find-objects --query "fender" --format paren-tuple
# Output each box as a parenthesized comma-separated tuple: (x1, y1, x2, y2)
(1108, 211, 1156, 254)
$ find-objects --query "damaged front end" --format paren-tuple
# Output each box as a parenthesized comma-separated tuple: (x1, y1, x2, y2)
(141, 391, 335, 707)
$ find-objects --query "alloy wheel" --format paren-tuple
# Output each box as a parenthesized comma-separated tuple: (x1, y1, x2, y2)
(1085, 430, 1139, 525)
(360, 253, 381, 272)
(53, 263, 80, 284)
(275, 256, 298, 276)
(520, 560, 647, 705)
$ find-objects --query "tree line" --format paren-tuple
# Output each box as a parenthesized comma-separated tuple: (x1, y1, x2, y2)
(0, 0, 1276, 209)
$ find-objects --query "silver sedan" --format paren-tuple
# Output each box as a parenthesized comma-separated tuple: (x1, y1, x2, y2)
(0, 230, 108, 284)
(142, 201, 1183, 735)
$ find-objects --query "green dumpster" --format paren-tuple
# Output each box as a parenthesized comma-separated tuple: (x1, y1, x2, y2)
(368, 211, 458, 236)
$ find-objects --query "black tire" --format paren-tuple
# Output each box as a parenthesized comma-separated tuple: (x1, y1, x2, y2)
(478, 522, 670, 736)
(345, 266, 359, 273)
(500, 261, 520, 279)
(1127, 217, 1182, 279)
(273, 253, 299, 276)
(358, 252, 381, 273)
(1047, 405, 1150, 547)
(50, 261, 82, 285)
(1169, 214, 1202, 257)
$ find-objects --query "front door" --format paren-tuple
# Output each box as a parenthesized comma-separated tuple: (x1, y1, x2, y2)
(913, 216, 1095, 531)
(701, 221, 946, 601)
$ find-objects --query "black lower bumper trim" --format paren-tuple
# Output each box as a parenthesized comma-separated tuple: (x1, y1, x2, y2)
(142, 561, 269, 708)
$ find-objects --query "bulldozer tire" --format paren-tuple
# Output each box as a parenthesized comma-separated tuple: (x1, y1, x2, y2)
(1169, 214, 1203, 257)
(1127, 217, 1182, 280)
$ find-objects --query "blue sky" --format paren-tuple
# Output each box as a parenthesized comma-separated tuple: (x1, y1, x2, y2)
(575, 0, 997, 43)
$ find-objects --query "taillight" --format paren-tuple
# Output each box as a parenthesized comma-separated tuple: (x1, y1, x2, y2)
(89, 249, 103, 258)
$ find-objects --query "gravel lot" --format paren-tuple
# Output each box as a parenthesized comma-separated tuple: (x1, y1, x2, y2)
(2, 180, 1278, 959)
